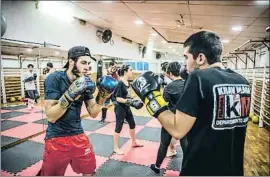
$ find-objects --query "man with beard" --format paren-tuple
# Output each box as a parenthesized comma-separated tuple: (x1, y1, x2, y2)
(39, 46, 118, 176)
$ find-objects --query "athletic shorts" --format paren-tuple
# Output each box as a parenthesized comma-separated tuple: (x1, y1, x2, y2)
(40, 133, 96, 175)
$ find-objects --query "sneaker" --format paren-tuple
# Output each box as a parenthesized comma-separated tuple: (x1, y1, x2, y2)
(150, 164, 160, 174)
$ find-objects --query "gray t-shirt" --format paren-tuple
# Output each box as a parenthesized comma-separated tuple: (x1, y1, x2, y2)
(24, 71, 36, 91)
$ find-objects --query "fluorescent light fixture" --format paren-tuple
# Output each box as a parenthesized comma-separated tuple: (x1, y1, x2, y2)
(26, 48, 32, 52)
(39, 2, 74, 23)
(172, 49, 176, 52)
(151, 33, 158, 36)
(135, 20, 144, 25)
(168, 46, 172, 49)
(222, 39, 230, 44)
(176, 52, 180, 54)
(255, 1, 269, 5)
(232, 26, 243, 32)
(55, 51, 60, 55)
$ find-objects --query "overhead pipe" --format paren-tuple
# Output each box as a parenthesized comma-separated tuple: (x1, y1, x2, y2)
(1, 37, 61, 48)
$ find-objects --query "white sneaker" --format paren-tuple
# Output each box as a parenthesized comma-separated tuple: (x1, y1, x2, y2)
(167, 150, 177, 157)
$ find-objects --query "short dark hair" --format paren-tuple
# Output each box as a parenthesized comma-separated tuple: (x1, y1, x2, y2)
(27, 64, 34, 68)
(167, 62, 181, 77)
(109, 60, 117, 67)
(117, 65, 130, 76)
(183, 31, 222, 64)
(161, 62, 169, 72)
(47, 62, 53, 68)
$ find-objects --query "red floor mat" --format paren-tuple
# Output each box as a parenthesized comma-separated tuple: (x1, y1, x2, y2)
(164, 170, 180, 176)
(1, 123, 47, 139)
(17, 156, 108, 176)
(9, 113, 45, 123)
(110, 139, 169, 169)
(1, 110, 11, 114)
(16, 106, 43, 113)
(145, 118, 162, 128)
(95, 122, 144, 138)
(1, 170, 14, 176)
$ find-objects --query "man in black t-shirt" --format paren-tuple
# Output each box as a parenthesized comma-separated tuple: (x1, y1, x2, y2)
(132, 31, 251, 175)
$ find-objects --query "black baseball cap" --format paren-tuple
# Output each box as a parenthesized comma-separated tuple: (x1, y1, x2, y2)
(64, 46, 96, 68)
(47, 62, 53, 68)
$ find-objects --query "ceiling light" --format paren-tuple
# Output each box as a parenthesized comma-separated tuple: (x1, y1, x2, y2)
(26, 48, 32, 52)
(232, 26, 243, 32)
(135, 20, 144, 25)
(172, 49, 176, 52)
(255, 1, 269, 5)
(168, 46, 171, 49)
(162, 40, 167, 44)
(222, 39, 230, 44)
(176, 52, 179, 54)
(151, 32, 157, 36)
(55, 51, 60, 55)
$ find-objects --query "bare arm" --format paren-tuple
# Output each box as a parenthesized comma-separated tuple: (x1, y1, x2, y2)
(116, 97, 128, 104)
(157, 110, 196, 139)
(84, 99, 104, 118)
(44, 100, 68, 123)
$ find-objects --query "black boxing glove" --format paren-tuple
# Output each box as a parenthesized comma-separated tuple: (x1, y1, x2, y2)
(126, 99, 144, 109)
(132, 71, 168, 118)
(96, 76, 118, 104)
(33, 73, 37, 80)
(24, 76, 34, 82)
(180, 65, 189, 80)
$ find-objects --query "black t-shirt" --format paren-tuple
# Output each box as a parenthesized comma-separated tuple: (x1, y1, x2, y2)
(44, 71, 93, 140)
(114, 80, 132, 107)
(176, 67, 251, 176)
(163, 79, 185, 113)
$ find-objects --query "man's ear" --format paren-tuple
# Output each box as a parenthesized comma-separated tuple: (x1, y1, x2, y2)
(69, 59, 74, 67)
(196, 53, 207, 65)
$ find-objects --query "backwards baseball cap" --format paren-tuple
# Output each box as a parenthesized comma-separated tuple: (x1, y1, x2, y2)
(64, 46, 96, 69)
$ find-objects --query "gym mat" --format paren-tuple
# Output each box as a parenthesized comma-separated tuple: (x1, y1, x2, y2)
(96, 159, 165, 176)
(88, 133, 129, 157)
(1, 111, 28, 120)
(136, 126, 161, 142)
(1, 120, 27, 131)
(166, 145, 183, 171)
(33, 119, 48, 125)
(81, 119, 109, 131)
(134, 116, 152, 126)
(1, 105, 27, 110)
(1, 141, 44, 174)
(1, 136, 21, 147)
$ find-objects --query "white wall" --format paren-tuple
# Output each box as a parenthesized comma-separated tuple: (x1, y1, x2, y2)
(227, 46, 269, 69)
(1, 1, 152, 61)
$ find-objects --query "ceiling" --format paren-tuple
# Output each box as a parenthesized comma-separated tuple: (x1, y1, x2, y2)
(2, 1, 269, 61)
(65, 0, 269, 58)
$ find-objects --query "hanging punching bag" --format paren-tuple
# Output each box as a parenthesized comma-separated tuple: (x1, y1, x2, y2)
(97, 59, 103, 81)
(1, 14, 7, 37)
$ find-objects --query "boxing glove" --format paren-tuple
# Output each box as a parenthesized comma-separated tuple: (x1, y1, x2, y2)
(180, 65, 189, 80)
(59, 75, 95, 109)
(158, 74, 167, 86)
(96, 76, 118, 104)
(33, 73, 37, 80)
(24, 76, 34, 82)
(132, 71, 168, 118)
(126, 99, 144, 109)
